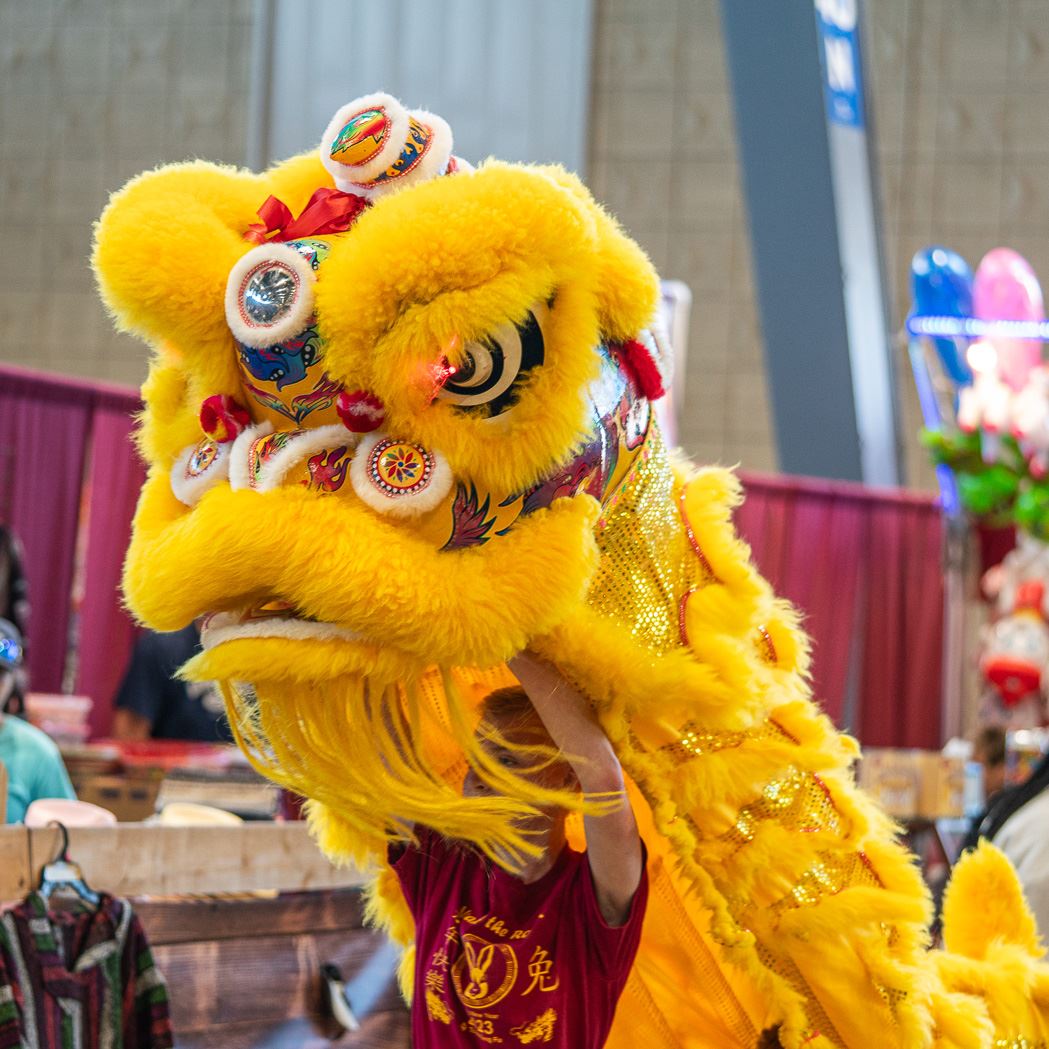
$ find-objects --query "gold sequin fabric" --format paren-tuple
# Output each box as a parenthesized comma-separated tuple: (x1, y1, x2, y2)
(722, 767, 846, 850)
(767, 850, 881, 919)
(586, 428, 708, 652)
(874, 984, 909, 1025)
(661, 718, 796, 765)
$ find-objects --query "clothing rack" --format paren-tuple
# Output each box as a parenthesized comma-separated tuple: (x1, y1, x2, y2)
(0, 823, 365, 899)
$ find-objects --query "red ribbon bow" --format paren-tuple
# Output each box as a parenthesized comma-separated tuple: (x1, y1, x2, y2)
(244, 187, 368, 244)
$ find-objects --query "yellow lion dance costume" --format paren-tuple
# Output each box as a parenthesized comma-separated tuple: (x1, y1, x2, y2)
(94, 94, 1049, 1047)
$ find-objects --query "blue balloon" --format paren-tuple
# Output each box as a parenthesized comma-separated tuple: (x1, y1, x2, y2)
(911, 247, 974, 385)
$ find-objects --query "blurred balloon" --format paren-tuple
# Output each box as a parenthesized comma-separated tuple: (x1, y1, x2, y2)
(911, 246, 974, 385)
(980, 607, 1049, 708)
(973, 248, 1045, 393)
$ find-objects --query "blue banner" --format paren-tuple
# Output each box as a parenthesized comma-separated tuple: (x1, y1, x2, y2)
(814, 0, 865, 129)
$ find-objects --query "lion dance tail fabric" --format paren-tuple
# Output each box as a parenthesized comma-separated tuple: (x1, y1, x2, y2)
(94, 93, 1049, 1047)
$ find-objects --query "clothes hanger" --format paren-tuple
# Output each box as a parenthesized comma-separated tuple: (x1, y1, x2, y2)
(38, 821, 101, 909)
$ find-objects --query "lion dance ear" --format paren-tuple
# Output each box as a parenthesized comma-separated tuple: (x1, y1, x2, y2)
(92, 153, 333, 465)
(93, 163, 263, 356)
(536, 166, 660, 343)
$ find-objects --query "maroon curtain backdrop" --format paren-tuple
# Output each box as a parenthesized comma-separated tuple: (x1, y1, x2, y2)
(1, 363, 947, 747)
(75, 405, 146, 737)
(856, 497, 945, 748)
(738, 473, 944, 749)
(0, 365, 141, 720)
(0, 369, 93, 693)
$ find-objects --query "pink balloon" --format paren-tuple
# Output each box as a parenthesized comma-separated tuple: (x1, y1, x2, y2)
(973, 248, 1045, 392)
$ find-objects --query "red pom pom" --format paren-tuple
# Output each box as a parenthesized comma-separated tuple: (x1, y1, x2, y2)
(337, 390, 386, 433)
(200, 394, 251, 443)
(1015, 579, 1046, 615)
(617, 338, 666, 401)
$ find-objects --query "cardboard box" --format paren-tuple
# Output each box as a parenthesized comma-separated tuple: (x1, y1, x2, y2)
(859, 749, 968, 820)
(858, 749, 923, 818)
(72, 771, 163, 823)
(918, 753, 967, 820)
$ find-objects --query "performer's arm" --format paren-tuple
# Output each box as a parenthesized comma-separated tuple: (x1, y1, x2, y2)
(508, 651, 643, 926)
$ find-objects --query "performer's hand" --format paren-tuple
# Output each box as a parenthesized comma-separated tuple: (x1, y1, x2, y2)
(508, 649, 643, 925)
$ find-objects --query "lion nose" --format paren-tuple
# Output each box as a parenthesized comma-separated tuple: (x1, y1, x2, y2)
(336, 389, 385, 432)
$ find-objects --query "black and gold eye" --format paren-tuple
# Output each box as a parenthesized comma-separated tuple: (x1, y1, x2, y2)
(436, 303, 548, 417)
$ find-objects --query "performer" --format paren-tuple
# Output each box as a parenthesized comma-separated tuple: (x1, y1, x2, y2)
(391, 652, 647, 1048)
(112, 625, 232, 743)
(0, 619, 76, 823)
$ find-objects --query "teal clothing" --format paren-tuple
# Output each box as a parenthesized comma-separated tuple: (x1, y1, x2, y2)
(0, 714, 76, 823)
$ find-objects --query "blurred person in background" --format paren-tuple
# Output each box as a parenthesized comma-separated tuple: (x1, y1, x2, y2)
(0, 618, 77, 823)
(973, 723, 1008, 804)
(0, 524, 28, 649)
(112, 624, 232, 743)
(959, 724, 1009, 857)
(964, 749, 1049, 937)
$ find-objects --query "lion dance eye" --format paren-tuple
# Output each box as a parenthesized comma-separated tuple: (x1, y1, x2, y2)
(225, 243, 317, 348)
(435, 303, 548, 417)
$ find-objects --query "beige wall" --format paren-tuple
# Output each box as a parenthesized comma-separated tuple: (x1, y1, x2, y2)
(6, 0, 1049, 487)
(589, 0, 775, 470)
(0, 0, 252, 386)
(591, 0, 1049, 484)
(868, 0, 1049, 489)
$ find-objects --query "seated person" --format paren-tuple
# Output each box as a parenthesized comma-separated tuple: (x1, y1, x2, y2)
(0, 619, 76, 823)
(0, 525, 29, 647)
(973, 723, 1007, 804)
(961, 723, 1010, 855)
(391, 652, 647, 1049)
(113, 624, 232, 743)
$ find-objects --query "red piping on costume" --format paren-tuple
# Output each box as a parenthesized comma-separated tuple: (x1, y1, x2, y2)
(767, 718, 801, 745)
(678, 483, 717, 580)
(757, 624, 778, 664)
(857, 850, 885, 888)
(678, 588, 697, 646)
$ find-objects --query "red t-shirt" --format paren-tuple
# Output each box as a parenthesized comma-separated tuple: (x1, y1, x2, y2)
(392, 829, 647, 1048)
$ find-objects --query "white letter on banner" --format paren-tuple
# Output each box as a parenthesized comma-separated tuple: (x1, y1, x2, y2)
(824, 36, 856, 92)
(815, 0, 858, 31)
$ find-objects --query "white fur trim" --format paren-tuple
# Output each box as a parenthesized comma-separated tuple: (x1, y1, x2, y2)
(401, 108, 454, 188)
(200, 611, 363, 650)
(225, 243, 317, 349)
(169, 439, 232, 507)
(247, 424, 359, 493)
(228, 421, 273, 491)
(321, 92, 411, 189)
(350, 432, 453, 518)
(320, 93, 454, 201)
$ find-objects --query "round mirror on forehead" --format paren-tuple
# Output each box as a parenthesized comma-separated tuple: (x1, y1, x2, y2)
(225, 242, 318, 348)
(245, 264, 296, 324)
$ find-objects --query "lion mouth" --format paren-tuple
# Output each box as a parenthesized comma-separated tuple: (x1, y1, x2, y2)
(200, 601, 363, 649)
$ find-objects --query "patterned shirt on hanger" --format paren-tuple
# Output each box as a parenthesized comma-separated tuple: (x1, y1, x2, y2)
(0, 893, 173, 1048)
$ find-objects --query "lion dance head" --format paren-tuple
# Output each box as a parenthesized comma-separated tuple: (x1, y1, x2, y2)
(95, 94, 1049, 1048)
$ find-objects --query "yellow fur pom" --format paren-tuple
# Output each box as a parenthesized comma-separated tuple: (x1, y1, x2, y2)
(943, 840, 1044, 960)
